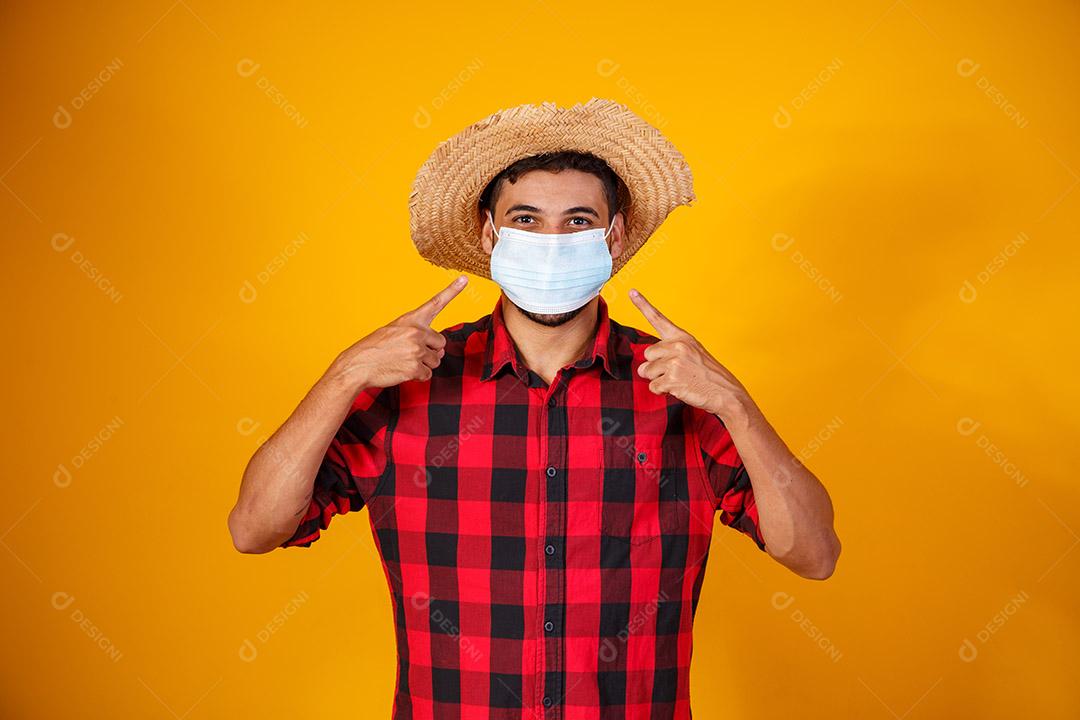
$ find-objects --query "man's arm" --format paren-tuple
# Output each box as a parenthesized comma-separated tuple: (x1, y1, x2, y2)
(227, 360, 368, 554)
(227, 275, 467, 554)
(630, 288, 841, 580)
(714, 403, 840, 579)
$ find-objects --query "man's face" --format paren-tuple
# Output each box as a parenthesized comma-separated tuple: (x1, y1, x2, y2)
(480, 169, 625, 327)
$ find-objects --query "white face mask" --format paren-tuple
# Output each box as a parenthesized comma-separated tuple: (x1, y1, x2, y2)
(487, 210, 615, 314)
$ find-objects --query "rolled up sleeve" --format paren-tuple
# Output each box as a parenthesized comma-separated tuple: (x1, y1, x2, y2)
(692, 406, 767, 552)
(280, 383, 397, 548)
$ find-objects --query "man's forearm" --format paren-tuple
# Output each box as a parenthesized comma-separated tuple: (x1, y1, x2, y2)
(228, 359, 367, 553)
(723, 400, 841, 579)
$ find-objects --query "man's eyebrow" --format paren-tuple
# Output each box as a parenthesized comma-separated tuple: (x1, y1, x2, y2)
(504, 204, 543, 216)
(563, 206, 599, 218)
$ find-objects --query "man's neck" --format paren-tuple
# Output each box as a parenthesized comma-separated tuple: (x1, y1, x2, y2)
(500, 295, 601, 386)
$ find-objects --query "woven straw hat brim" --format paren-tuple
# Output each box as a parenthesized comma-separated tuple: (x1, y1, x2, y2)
(409, 97, 695, 280)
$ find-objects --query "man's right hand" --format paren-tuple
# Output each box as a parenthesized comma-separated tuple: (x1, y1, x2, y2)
(332, 275, 468, 390)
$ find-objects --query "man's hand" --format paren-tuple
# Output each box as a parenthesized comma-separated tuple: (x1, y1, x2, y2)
(629, 288, 752, 426)
(629, 288, 841, 579)
(333, 275, 468, 390)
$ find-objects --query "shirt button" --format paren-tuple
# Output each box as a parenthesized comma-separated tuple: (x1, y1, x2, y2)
(542, 696, 553, 708)
(544, 620, 554, 632)
(548, 396, 556, 407)
(545, 543, 555, 556)
(546, 466, 557, 477)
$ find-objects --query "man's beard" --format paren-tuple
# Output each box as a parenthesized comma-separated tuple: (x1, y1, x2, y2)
(514, 302, 588, 327)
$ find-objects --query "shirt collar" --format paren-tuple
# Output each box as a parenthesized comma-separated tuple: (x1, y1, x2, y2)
(480, 295, 626, 382)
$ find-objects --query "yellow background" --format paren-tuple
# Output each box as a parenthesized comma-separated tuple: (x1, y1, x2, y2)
(2, 1, 1077, 717)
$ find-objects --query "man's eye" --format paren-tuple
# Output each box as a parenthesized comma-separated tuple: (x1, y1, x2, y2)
(568, 217, 591, 226)
(512, 215, 535, 224)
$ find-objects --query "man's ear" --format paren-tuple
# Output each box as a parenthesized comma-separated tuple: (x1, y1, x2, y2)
(480, 208, 495, 255)
(609, 210, 626, 260)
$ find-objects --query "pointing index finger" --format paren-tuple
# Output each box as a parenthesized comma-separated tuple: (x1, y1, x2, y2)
(629, 288, 683, 340)
(412, 275, 468, 326)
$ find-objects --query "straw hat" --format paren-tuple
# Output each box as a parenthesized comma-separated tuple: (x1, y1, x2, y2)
(408, 97, 695, 280)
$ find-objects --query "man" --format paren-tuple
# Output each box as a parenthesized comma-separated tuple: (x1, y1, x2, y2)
(229, 98, 840, 719)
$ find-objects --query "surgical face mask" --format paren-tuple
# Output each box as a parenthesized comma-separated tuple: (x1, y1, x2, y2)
(487, 210, 615, 314)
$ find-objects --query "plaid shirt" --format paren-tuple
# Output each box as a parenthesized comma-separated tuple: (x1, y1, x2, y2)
(282, 294, 766, 719)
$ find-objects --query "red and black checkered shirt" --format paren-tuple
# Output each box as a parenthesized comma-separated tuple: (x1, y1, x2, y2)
(282, 293, 766, 719)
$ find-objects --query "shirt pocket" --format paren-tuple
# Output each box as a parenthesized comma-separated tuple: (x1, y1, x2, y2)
(597, 436, 689, 545)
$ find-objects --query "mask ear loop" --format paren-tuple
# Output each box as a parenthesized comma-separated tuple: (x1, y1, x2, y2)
(602, 213, 617, 241)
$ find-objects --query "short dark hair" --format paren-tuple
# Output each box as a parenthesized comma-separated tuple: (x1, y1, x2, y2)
(478, 151, 626, 219)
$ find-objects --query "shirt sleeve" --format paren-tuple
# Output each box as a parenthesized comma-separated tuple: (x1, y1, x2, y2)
(691, 406, 767, 552)
(279, 383, 397, 548)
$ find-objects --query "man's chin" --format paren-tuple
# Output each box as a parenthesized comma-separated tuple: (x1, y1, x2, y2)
(516, 303, 587, 327)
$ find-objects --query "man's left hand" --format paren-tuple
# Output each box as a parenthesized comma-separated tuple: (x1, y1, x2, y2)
(629, 288, 754, 426)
